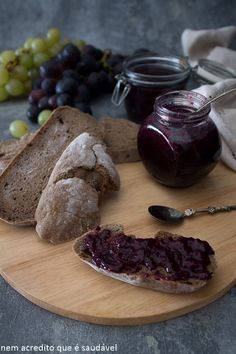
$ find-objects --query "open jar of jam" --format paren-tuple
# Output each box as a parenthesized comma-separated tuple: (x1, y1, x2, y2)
(112, 54, 191, 123)
(137, 90, 222, 187)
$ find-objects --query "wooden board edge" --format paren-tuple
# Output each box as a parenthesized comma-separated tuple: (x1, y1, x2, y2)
(2, 270, 236, 326)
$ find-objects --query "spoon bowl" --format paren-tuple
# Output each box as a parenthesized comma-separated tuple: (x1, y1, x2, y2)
(148, 205, 184, 224)
(148, 204, 236, 224)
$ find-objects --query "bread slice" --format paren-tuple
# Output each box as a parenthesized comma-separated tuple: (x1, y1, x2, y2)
(47, 132, 120, 197)
(99, 117, 140, 164)
(74, 224, 217, 294)
(0, 107, 100, 225)
(0, 116, 140, 175)
(36, 178, 100, 244)
(0, 138, 22, 157)
(0, 133, 35, 175)
(35, 133, 120, 244)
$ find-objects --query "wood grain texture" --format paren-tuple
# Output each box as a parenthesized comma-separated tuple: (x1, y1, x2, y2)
(0, 162, 236, 325)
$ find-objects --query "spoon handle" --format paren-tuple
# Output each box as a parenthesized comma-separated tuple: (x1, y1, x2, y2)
(196, 87, 236, 112)
(184, 205, 236, 218)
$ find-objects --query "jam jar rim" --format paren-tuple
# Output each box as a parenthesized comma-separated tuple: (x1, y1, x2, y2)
(122, 54, 191, 87)
(154, 90, 211, 124)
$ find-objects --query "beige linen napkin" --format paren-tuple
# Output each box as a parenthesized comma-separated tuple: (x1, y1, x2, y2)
(194, 79, 236, 171)
(181, 26, 236, 171)
(207, 47, 236, 71)
(181, 26, 236, 66)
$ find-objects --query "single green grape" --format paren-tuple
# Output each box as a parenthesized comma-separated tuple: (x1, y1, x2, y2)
(48, 43, 63, 57)
(38, 109, 52, 126)
(75, 39, 86, 49)
(0, 85, 8, 101)
(9, 120, 29, 138)
(61, 39, 70, 46)
(5, 78, 24, 96)
(46, 50, 55, 59)
(47, 28, 61, 46)
(19, 53, 34, 69)
(15, 48, 24, 56)
(31, 38, 47, 54)
(0, 65, 10, 85)
(33, 52, 50, 68)
(24, 37, 33, 50)
(11, 65, 28, 82)
(28, 68, 39, 80)
(0, 50, 16, 65)
(45, 39, 53, 50)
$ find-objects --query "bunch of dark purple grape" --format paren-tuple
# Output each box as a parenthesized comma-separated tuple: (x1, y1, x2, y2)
(27, 43, 126, 123)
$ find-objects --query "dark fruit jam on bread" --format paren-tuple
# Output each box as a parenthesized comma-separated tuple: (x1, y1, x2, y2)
(80, 227, 215, 281)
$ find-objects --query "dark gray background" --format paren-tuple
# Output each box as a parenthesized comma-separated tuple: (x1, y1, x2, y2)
(0, 1, 236, 353)
(1, 0, 236, 55)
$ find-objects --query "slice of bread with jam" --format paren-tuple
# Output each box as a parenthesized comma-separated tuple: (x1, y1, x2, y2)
(74, 224, 216, 294)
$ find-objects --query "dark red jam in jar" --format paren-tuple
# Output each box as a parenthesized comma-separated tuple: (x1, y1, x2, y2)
(137, 90, 222, 187)
(112, 54, 191, 123)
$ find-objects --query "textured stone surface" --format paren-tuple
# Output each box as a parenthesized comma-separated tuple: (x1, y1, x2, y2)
(0, 277, 236, 354)
(0, 0, 236, 353)
(0, 0, 236, 55)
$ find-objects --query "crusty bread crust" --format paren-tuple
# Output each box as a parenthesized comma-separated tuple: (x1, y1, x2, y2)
(0, 107, 100, 225)
(0, 133, 35, 175)
(99, 117, 140, 164)
(36, 178, 100, 244)
(35, 134, 120, 244)
(0, 133, 34, 157)
(0, 114, 140, 225)
(73, 225, 217, 294)
(0, 116, 140, 175)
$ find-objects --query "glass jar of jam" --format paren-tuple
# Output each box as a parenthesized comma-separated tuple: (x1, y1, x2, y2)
(137, 90, 222, 187)
(112, 54, 191, 123)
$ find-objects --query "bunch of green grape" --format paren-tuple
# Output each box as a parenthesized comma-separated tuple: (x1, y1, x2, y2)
(0, 28, 68, 101)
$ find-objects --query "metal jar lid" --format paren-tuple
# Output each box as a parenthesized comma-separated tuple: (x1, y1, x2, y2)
(193, 58, 236, 84)
(112, 55, 236, 107)
(111, 54, 191, 106)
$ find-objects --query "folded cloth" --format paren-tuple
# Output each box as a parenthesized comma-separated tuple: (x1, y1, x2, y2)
(207, 46, 236, 71)
(181, 26, 236, 66)
(181, 27, 236, 172)
(194, 79, 236, 172)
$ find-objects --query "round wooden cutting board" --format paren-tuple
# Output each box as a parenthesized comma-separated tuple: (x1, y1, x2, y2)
(0, 162, 236, 325)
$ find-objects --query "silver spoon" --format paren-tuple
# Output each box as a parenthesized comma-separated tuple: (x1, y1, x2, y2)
(196, 87, 236, 113)
(148, 204, 236, 224)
